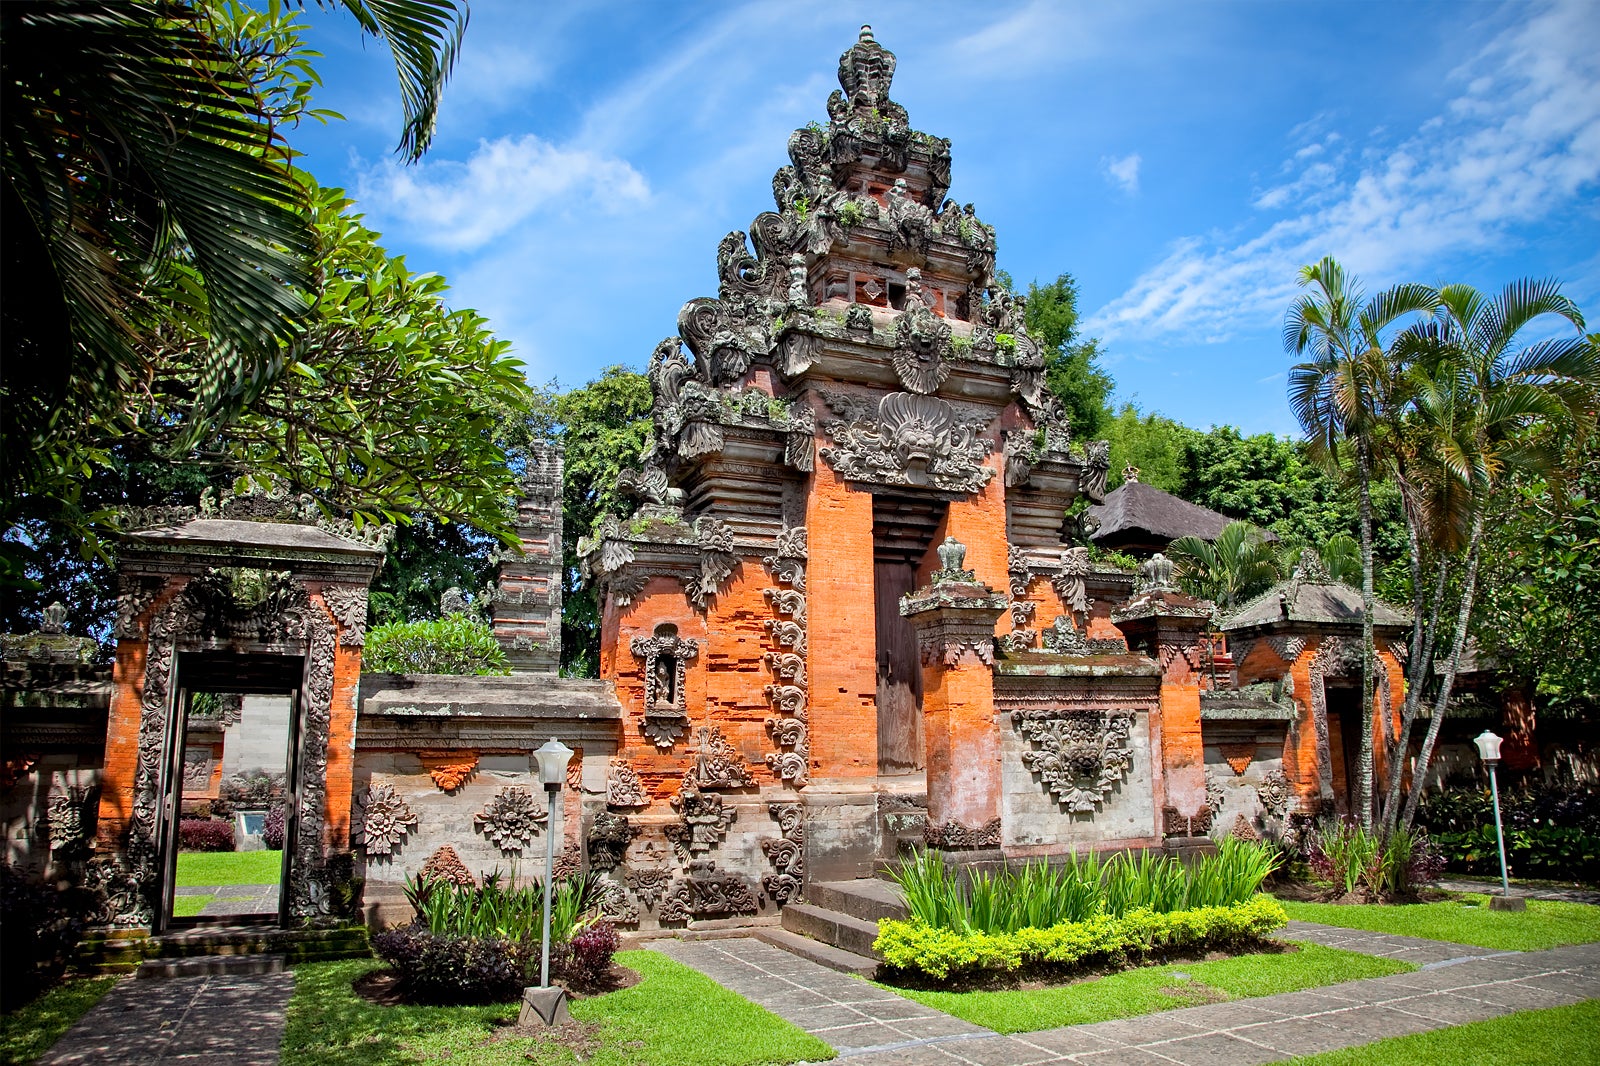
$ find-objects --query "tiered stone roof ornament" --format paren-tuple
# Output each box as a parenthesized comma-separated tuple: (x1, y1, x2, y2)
(580, 25, 1104, 604)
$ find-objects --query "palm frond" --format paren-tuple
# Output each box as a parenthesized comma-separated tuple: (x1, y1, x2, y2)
(324, 0, 467, 161)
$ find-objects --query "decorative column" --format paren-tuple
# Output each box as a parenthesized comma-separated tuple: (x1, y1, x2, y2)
(493, 440, 564, 673)
(1112, 555, 1215, 840)
(901, 538, 1007, 851)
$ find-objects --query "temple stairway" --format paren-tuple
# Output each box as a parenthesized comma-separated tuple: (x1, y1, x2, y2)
(757, 878, 906, 975)
(77, 919, 371, 977)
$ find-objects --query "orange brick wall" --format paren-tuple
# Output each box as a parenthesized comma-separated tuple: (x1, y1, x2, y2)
(920, 651, 1000, 830)
(97, 579, 183, 848)
(804, 460, 879, 778)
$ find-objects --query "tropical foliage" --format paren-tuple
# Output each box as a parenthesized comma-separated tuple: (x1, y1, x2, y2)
(364, 612, 510, 676)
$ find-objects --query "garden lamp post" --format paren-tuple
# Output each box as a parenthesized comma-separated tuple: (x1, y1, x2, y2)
(521, 737, 574, 1026)
(1473, 730, 1525, 912)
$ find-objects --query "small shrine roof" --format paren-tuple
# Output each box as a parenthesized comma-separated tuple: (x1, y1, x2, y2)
(1087, 482, 1241, 545)
(1222, 559, 1410, 633)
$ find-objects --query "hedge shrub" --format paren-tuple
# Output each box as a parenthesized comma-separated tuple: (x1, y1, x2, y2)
(372, 926, 532, 1004)
(364, 614, 510, 676)
(873, 895, 1288, 980)
(179, 818, 235, 852)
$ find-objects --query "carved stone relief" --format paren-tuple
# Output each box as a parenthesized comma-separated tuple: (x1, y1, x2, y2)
(630, 631, 699, 750)
(818, 391, 994, 493)
(1011, 709, 1136, 813)
(1040, 615, 1089, 655)
(1256, 769, 1293, 819)
(586, 811, 637, 873)
(626, 868, 673, 913)
(595, 876, 640, 925)
(890, 297, 952, 394)
(658, 860, 759, 921)
(692, 516, 737, 610)
(664, 780, 736, 861)
(356, 783, 417, 858)
(606, 758, 648, 808)
(46, 786, 94, 856)
(321, 585, 369, 646)
(420, 844, 477, 888)
(924, 818, 1001, 849)
(474, 787, 548, 856)
(761, 803, 806, 904)
(689, 726, 755, 789)
(420, 751, 478, 792)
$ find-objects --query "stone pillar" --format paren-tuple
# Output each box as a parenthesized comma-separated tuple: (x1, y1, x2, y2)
(1112, 576, 1214, 838)
(494, 440, 564, 673)
(901, 539, 1007, 850)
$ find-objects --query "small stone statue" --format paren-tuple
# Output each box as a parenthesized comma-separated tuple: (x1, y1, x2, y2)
(439, 587, 471, 616)
(1137, 552, 1176, 593)
(40, 602, 67, 634)
(932, 536, 976, 583)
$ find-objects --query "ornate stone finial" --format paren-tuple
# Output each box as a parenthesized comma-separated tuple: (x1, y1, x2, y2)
(838, 23, 896, 109)
(440, 587, 471, 616)
(1136, 552, 1176, 593)
(1292, 548, 1331, 585)
(40, 602, 67, 634)
(932, 536, 977, 583)
(1122, 464, 1140, 484)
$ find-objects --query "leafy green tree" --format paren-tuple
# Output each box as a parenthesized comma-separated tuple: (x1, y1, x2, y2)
(1395, 284, 1594, 828)
(367, 519, 497, 626)
(365, 612, 509, 675)
(1021, 273, 1115, 439)
(1101, 404, 1199, 491)
(1287, 257, 1439, 830)
(2, 0, 467, 576)
(538, 367, 653, 675)
(1169, 521, 1280, 610)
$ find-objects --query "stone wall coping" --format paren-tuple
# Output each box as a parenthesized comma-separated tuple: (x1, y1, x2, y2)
(1199, 704, 1297, 722)
(359, 673, 622, 718)
(123, 518, 385, 560)
(994, 655, 1160, 678)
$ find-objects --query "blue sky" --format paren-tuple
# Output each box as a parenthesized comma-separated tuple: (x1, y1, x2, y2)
(291, 0, 1600, 436)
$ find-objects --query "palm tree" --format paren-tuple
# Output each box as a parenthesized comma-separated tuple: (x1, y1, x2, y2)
(1396, 281, 1595, 828)
(1169, 521, 1281, 611)
(1286, 257, 1438, 830)
(2, 0, 464, 538)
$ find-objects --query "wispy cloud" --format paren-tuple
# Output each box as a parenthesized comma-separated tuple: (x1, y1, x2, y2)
(1085, 0, 1600, 345)
(1101, 153, 1141, 194)
(354, 134, 650, 252)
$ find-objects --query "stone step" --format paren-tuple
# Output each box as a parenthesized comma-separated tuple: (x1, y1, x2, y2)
(806, 879, 908, 923)
(136, 954, 287, 980)
(753, 927, 879, 977)
(77, 924, 369, 973)
(780, 902, 883, 959)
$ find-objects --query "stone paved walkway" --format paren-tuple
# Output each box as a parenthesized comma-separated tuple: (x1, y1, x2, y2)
(1435, 877, 1600, 905)
(38, 971, 294, 1066)
(174, 882, 280, 917)
(655, 935, 1600, 1065)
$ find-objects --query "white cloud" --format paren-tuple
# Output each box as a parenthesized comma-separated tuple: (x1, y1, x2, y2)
(1101, 153, 1142, 195)
(355, 134, 650, 252)
(1086, 0, 1600, 345)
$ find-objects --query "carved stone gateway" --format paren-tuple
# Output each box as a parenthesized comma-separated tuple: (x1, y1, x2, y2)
(94, 496, 385, 930)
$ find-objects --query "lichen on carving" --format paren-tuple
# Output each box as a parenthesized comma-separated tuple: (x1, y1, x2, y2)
(356, 783, 418, 857)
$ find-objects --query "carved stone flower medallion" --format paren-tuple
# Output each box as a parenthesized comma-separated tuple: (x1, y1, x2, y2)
(356, 783, 417, 857)
(475, 786, 549, 855)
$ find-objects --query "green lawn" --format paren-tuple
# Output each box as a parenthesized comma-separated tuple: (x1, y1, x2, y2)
(1288, 998, 1600, 1065)
(282, 950, 834, 1066)
(172, 894, 215, 917)
(886, 942, 1412, 1034)
(1280, 895, 1600, 952)
(0, 977, 118, 1066)
(174, 849, 282, 886)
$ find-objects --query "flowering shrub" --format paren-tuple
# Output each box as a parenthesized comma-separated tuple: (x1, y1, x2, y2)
(874, 895, 1287, 981)
(179, 818, 234, 852)
(372, 926, 532, 1004)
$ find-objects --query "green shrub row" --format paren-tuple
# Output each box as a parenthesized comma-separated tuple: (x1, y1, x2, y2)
(1431, 824, 1600, 882)
(890, 837, 1278, 934)
(874, 895, 1289, 980)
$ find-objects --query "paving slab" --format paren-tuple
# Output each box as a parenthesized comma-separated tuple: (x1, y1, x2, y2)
(1280, 920, 1510, 966)
(37, 971, 293, 1066)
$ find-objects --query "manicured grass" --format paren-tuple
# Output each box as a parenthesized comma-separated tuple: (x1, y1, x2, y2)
(886, 942, 1412, 1034)
(0, 976, 118, 1066)
(1287, 998, 1600, 1065)
(1279, 894, 1600, 952)
(174, 849, 282, 886)
(171, 894, 215, 917)
(281, 950, 834, 1066)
